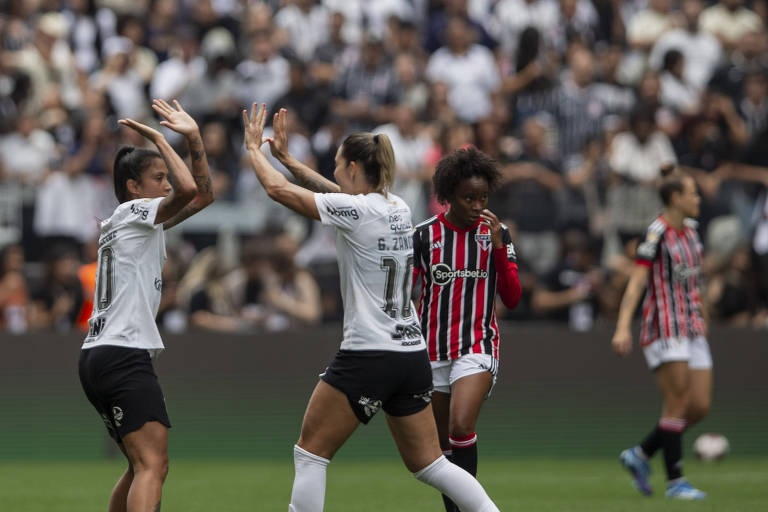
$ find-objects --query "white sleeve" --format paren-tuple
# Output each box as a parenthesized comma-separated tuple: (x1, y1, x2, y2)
(314, 193, 366, 231)
(120, 198, 163, 230)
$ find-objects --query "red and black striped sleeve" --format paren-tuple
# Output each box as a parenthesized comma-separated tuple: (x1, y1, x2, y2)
(494, 228, 521, 310)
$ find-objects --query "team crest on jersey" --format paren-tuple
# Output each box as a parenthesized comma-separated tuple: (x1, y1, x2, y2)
(358, 396, 382, 418)
(112, 406, 124, 427)
(475, 232, 491, 250)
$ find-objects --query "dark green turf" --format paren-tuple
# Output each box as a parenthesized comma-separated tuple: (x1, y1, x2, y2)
(1, 458, 765, 511)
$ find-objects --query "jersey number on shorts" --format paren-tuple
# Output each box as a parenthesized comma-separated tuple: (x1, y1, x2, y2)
(380, 255, 414, 319)
(95, 247, 115, 311)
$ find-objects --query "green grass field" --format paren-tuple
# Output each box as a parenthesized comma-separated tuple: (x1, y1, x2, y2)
(1, 457, 766, 511)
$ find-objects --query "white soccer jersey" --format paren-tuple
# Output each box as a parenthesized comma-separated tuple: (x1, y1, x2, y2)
(315, 192, 425, 352)
(82, 197, 166, 353)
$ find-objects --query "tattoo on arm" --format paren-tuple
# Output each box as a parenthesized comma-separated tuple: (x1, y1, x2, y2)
(282, 158, 340, 193)
(153, 501, 161, 512)
(295, 172, 339, 193)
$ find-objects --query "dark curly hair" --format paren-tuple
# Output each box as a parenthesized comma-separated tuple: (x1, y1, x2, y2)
(432, 147, 501, 204)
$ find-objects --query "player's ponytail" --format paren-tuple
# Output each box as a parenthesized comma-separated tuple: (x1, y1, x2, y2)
(341, 132, 396, 192)
(658, 163, 685, 206)
(113, 145, 162, 203)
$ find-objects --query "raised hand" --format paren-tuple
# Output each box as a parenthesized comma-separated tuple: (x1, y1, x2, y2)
(479, 209, 504, 249)
(243, 102, 269, 151)
(117, 118, 164, 145)
(268, 108, 289, 159)
(152, 99, 199, 137)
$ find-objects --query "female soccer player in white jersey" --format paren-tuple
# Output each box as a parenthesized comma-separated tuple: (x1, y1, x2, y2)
(413, 147, 521, 512)
(79, 99, 213, 512)
(612, 165, 710, 500)
(243, 103, 501, 512)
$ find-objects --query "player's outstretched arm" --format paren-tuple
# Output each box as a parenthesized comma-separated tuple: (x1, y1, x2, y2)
(611, 264, 649, 357)
(151, 99, 215, 230)
(117, 118, 197, 225)
(268, 108, 340, 193)
(243, 102, 320, 220)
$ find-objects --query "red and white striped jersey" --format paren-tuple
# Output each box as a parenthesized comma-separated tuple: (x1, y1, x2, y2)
(636, 216, 705, 347)
(413, 213, 520, 362)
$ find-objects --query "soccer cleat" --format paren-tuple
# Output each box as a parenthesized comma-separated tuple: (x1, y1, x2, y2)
(665, 480, 707, 500)
(619, 447, 652, 496)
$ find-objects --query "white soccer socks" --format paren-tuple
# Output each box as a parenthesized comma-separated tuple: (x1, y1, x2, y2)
(288, 444, 330, 512)
(414, 455, 500, 512)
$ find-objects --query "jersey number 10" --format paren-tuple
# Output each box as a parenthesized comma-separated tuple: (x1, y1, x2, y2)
(95, 247, 115, 311)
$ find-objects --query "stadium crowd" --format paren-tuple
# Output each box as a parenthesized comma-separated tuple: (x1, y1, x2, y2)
(2, 0, 768, 334)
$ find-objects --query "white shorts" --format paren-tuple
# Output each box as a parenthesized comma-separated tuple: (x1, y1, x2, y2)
(642, 335, 713, 371)
(431, 353, 498, 396)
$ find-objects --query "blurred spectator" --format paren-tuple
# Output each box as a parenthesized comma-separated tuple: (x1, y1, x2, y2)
(258, 232, 321, 330)
(5, 12, 80, 112)
(551, 0, 599, 52)
(492, 116, 563, 276)
(553, 47, 605, 167)
(659, 49, 700, 114)
(626, 0, 678, 51)
(200, 119, 240, 200)
(740, 71, 768, 140)
(375, 105, 432, 222)
(425, 15, 500, 123)
(63, 0, 102, 73)
(608, 109, 675, 246)
(700, 0, 763, 51)
(180, 247, 244, 333)
(156, 247, 187, 334)
(311, 9, 355, 85)
(275, 0, 329, 62)
(649, 0, 722, 90)
(237, 26, 290, 114)
(708, 30, 768, 100)
(183, 27, 239, 119)
(150, 26, 206, 101)
(0, 244, 29, 333)
(30, 245, 85, 332)
(0, 113, 57, 187)
(532, 229, 607, 331)
(489, 0, 560, 59)
(89, 36, 147, 119)
(330, 32, 400, 130)
(707, 244, 758, 325)
(275, 59, 330, 135)
(423, 0, 497, 54)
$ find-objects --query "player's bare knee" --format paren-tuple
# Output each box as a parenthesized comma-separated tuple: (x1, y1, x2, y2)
(449, 418, 477, 439)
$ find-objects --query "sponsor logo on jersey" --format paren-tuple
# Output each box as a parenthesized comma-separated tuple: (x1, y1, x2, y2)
(358, 396, 382, 418)
(506, 242, 517, 261)
(326, 205, 359, 220)
(154, 277, 162, 292)
(392, 322, 422, 344)
(475, 232, 491, 250)
(430, 241, 444, 250)
(430, 263, 488, 286)
(130, 203, 150, 221)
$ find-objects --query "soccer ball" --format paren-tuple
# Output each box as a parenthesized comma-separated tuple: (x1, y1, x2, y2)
(693, 433, 729, 462)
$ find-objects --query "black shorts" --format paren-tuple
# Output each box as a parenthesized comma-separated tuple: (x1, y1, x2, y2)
(321, 349, 433, 424)
(79, 345, 171, 443)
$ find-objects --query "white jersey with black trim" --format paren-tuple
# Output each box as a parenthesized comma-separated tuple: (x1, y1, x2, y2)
(314, 192, 425, 352)
(82, 197, 166, 353)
